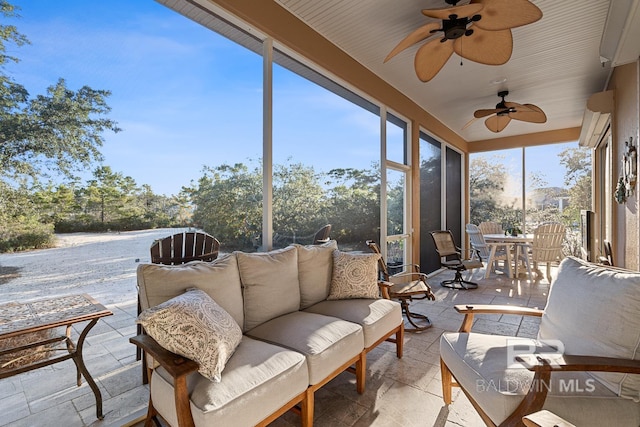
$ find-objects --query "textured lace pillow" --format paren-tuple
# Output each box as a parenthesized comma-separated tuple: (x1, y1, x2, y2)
(327, 250, 380, 300)
(137, 288, 242, 382)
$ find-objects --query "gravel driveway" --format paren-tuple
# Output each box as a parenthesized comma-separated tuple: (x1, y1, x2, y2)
(0, 228, 192, 306)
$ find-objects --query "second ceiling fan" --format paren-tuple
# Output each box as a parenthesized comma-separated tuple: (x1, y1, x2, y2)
(384, 0, 542, 82)
(464, 90, 547, 133)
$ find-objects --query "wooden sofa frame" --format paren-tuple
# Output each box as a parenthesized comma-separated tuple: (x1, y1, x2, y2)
(131, 322, 403, 427)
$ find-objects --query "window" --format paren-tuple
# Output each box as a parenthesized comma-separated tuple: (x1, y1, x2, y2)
(470, 142, 591, 257)
(271, 50, 380, 250)
(419, 132, 442, 273)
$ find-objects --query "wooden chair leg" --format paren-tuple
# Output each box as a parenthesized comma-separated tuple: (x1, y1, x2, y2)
(356, 352, 366, 394)
(440, 358, 453, 405)
(144, 385, 160, 427)
(396, 324, 404, 358)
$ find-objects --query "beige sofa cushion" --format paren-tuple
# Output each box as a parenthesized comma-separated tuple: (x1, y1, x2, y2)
(137, 288, 242, 382)
(236, 246, 300, 331)
(440, 332, 640, 426)
(151, 336, 308, 427)
(293, 240, 338, 309)
(137, 253, 244, 327)
(304, 298, 401, 348)
(247, 311, 364, 385)
(539, 256, 640, 401)
(327, 250, 380, 300)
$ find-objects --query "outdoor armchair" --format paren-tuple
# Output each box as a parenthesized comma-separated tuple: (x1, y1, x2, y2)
(439, 256, 640, 426)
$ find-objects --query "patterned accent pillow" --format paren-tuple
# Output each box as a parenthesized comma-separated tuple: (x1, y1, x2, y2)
(137, 288, 242, 382)
(327, 250, 381, 300)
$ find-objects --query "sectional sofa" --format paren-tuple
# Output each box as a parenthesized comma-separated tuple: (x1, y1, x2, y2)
(131, 241, 404, 427)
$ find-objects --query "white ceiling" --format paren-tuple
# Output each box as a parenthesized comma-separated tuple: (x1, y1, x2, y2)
(274, 0, 618, 143)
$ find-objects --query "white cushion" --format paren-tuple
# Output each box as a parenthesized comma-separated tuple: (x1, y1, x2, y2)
(247, 311, 364, 385)
(440, 332, 640, 426)
(236, 246, 300, 331)
(293, 240, 338, 309)
(137, 253, 244, 328)
(150, 336, 308, 427)
(304, 298, 401, 348)
(327, 250, 380, 300)
(539, 256, 640, 400)
(137, 288, 242, 382)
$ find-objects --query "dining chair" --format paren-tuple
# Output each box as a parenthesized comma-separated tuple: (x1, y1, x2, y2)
(465, 224, 512, 279)
(366, 240, 435, 331)
(478, 221, 504, 235)
(430, 230, 483, 289)
(519, 223, 566, 282)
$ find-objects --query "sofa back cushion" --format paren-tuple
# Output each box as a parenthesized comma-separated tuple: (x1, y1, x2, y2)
(236, 246, 300, 332)
(137, 253, 244, 328)
(293, 240, 338, 309)
(538, 256, 640, 401)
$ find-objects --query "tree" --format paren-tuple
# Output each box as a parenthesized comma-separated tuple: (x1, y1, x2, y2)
(325, 166, 380, 247)
(558, 147, 592, 225)
(82, 166, 139, 224)
(0, 1, 120, 182)
(184, 162, 263, 250)
(272, 161, 328, 245)
(469, 155, 508, 225)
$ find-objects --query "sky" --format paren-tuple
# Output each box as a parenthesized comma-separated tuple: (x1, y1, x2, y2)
(6, 0, 378, 195)
(6, 0, 570, 196)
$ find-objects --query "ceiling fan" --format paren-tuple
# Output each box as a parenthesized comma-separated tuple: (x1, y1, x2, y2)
(383, 0, 543, 82)
(464, 90, 547, 133)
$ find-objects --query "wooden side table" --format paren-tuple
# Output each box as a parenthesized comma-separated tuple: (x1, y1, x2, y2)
(0, 294, 113, 420)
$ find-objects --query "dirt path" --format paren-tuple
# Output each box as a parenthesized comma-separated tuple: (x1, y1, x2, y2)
(0, 228, 191, 306)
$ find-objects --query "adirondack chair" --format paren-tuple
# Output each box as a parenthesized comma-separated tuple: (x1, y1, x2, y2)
(520, 223, 566, 282)
(150, 231, 220, 265)
(138, 231, 220, 381)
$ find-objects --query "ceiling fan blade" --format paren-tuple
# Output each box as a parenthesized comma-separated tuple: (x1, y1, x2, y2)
(470, 0, 543, 31)
(509, 103, 547, 123)
(485, 114, 511, 133)
(414, 38, 454, 82)
(384, 22, 441, 63)
(462, 116, 480, 130)
(421, 4, 483, 20)
(474, 108, 499, 118)
(453, 27, 512, 65)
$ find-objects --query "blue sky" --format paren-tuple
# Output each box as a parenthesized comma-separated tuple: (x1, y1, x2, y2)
(7, 0, 384, 195)
(7, 0, 569, 196)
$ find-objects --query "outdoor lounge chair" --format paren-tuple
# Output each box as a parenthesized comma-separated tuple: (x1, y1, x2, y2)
(366, 240, 435, 331)
(439, 256, 640, 426)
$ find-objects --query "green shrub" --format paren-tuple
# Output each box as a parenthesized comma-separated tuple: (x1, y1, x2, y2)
(0, 222, 55, 252)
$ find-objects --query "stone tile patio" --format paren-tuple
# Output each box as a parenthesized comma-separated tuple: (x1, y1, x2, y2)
(0, 231, 552, 427)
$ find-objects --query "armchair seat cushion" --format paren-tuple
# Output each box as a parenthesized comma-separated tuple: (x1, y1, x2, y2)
(440, 332, 640, 426)
(151, 336, 308, 427)
(303, 298, 401, 348)
(247, 311, 363, 385)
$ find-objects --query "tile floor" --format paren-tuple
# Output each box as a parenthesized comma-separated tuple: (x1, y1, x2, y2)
(0, 259, 552, 427)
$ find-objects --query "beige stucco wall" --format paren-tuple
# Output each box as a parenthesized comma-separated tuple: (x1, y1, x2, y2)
(607, 60, 640, 269)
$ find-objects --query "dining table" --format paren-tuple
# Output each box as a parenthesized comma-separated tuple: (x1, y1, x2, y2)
(483, 233, 534, 279)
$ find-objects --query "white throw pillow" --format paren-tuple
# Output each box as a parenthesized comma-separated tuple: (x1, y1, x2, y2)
(137, 288, 242, 382)
(327, 250, 380, 300)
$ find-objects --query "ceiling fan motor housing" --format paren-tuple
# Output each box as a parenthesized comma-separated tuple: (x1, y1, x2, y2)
(442, 14, 481, 40)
